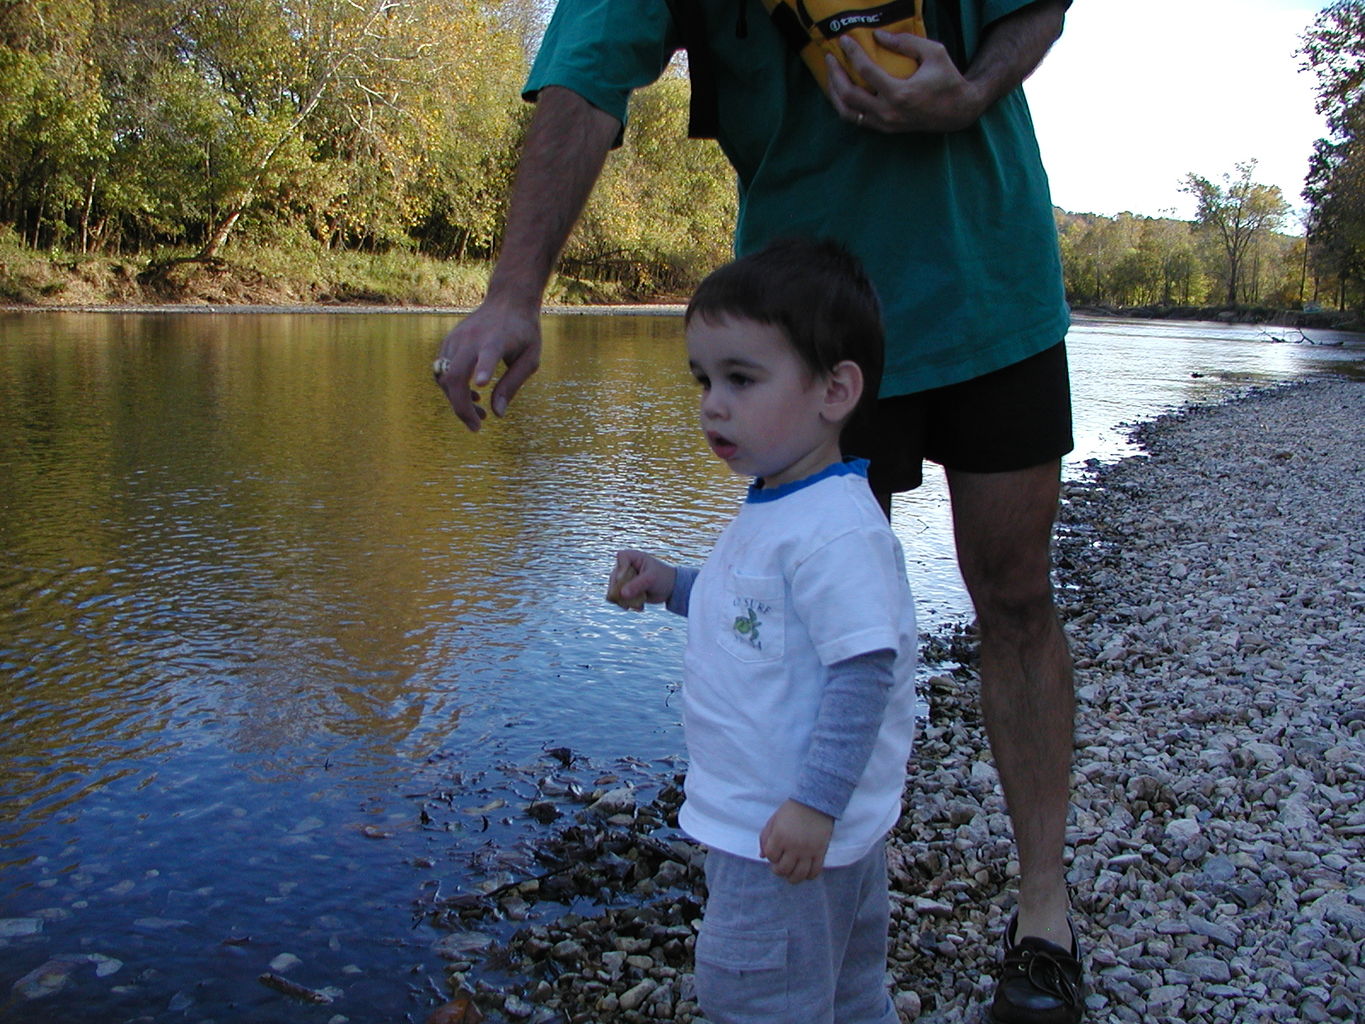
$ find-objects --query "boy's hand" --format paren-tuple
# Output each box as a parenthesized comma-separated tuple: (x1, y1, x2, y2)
(759, 800, 835, 883)
(606, 550, 676, 611)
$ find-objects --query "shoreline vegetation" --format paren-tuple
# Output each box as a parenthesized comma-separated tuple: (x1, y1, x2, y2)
(0, 241, 687, 312)
(0, 242, 1360, 332)
(407, 380, 1365, 1024)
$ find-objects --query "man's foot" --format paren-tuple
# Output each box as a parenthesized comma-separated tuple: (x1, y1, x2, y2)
(989, 914, 1085, 1024)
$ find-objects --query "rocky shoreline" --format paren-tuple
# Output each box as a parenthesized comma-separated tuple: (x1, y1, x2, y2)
(428, 379, 1365, 1024)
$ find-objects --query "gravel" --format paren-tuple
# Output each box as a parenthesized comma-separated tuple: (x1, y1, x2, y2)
(891, 379, 1365, 1023)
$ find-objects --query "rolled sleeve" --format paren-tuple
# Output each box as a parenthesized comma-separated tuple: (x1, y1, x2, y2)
(980, 0, 1071, 32)
(524, 0, 678, 128)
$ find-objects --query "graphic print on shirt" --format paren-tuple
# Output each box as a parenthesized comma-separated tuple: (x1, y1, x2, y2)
(721, 574, 783, 662)
(731, 606, 762, 648)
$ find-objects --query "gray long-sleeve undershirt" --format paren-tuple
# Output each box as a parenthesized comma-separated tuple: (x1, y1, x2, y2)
(666, 565, 896, 820)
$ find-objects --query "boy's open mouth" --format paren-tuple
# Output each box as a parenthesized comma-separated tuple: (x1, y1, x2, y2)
(707, 432, 738, 460)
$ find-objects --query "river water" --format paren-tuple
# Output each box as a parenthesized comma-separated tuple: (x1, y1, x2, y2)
(0, 310, 1361, 1021)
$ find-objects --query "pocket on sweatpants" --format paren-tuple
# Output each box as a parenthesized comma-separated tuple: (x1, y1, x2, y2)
(694, 924, 789, 1017)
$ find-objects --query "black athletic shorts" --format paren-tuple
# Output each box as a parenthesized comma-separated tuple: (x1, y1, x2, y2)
(844, 341, 1074, 495)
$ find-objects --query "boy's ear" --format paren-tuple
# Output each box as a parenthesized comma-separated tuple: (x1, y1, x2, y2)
(821, 360, 864, 424)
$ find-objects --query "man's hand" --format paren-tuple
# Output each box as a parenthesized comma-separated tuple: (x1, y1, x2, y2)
(434, 300, 542, 432)
(825, 32, 987, 133)
(759, 800, 835, 883)
(824, 0, 1066, 134)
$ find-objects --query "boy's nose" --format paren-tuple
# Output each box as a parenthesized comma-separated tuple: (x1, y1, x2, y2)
(700, 390, 726, 420)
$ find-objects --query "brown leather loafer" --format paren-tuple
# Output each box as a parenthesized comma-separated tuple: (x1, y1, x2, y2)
(989, 915, 1085, 1024)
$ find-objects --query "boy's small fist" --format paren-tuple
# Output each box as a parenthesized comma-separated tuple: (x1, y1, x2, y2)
(606, 559, 645, 611)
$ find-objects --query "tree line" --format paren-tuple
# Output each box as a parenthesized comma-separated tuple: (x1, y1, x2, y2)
(1057, 162, 1309, 311)
(0, 0, 1358, 311)
(0, 0, 734, 289)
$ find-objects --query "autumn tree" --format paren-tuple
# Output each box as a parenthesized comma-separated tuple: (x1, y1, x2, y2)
(1300, 0, 1365, 307)
(0, 0, 109, 248)
(1055, 211, 1202, 307)
(1055, 211, 1129, 305)
(404, 3, 529, 260)
(172, 0, 473, 258)
(1182, 161, 1289, 305)
(568, 71, 736, 290)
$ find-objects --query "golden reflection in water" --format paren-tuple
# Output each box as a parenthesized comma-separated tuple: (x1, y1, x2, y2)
(0, 310, 742, 835)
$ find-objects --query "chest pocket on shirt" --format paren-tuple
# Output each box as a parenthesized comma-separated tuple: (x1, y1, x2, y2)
(718, 574, 785, 663)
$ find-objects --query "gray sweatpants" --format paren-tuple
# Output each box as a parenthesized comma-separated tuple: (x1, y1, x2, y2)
(694, 838, 900, 1024)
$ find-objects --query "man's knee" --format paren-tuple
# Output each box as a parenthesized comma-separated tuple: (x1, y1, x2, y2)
(971, 570, 1057, 640)
(947, 462, 1061, 631)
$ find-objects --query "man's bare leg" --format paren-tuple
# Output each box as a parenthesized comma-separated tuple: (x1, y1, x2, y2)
(945, 461, 1073, 945)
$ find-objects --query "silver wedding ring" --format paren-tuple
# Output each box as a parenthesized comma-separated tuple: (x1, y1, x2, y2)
(432, 357, 450, 382)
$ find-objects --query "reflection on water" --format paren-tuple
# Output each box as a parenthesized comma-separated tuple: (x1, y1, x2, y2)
(0, 309, 1361, 1020)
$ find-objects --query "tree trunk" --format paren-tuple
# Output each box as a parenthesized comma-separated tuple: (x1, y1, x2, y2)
(80, 173, 96, 254)
(199, 206, 245, 260)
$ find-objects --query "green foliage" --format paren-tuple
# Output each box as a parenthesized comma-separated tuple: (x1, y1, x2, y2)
(0, 0, 741, 299)
(569, 72, 737, 293)
(0, 0, 534, 263)
(1058, 211, 1208, 307)
(1057, 203, 1306, 311)
(1300, 0, 1365, 308)
(1300, 0, 1365, 139)
(0, 0, 109, 247)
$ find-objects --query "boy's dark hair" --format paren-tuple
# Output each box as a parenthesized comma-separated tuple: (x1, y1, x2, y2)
(684, 237, 884, 433)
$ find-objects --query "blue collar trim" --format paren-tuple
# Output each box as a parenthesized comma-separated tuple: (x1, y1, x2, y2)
(746, 458, 869, 503)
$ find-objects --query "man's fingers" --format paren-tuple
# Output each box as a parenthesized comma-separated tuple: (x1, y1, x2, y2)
(490, 349, 540, 419)
(823, 53, 856, 107)
(823, 53, 872, 128)
(471, 346, 500, 389)
(450, 390, 487, 432)
(872, 27, 931, 59)
(839, 35, 882, 83)
(441, 365, 487, 431)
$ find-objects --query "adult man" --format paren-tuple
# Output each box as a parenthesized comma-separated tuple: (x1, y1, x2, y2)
(434, 2, 1082, 1021)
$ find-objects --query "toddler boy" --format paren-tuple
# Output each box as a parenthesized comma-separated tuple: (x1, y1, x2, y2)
(608, 237, 917, 1024)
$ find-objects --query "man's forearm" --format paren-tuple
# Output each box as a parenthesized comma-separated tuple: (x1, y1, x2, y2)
(485, 86, 621, 309)
(965, 1, 1067, 110)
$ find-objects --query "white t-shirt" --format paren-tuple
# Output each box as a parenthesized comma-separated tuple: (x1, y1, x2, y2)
(678, 461, 918, 867)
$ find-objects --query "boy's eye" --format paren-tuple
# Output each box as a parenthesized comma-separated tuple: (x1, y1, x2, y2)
(727, 373, 753, 388)
(693, 374, 711, 390)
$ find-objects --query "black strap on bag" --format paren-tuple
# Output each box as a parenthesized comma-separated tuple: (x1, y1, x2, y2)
(663, 0, 721, 138)
(929, 0, 966, 70)
(787, 0, 922, 40)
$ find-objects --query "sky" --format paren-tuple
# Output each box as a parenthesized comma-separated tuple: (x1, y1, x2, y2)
(1025, 0, 1331, 227)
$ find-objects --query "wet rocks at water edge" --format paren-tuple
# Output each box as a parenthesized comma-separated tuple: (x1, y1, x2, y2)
(425, 380, 1363, 1024)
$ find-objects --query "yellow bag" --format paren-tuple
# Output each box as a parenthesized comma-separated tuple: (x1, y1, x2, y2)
(760, 0, 926, 93)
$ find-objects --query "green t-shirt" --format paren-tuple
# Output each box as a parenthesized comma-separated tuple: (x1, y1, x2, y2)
(526, 0, 1070, 397)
